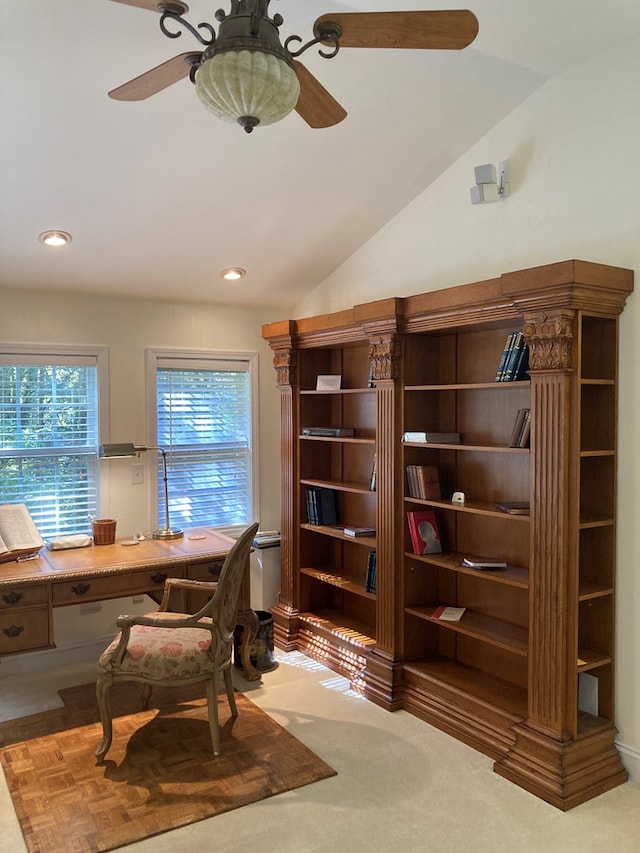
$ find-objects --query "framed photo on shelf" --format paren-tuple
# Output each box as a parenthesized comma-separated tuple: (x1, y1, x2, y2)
(316, 375, 341, 391)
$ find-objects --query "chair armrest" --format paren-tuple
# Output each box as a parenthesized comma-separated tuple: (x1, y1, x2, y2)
(157, 577, 218, 611)
(116, 611, 212, 630)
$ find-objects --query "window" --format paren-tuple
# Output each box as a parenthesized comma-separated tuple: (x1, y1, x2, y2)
(0, 346, 108, 537)
(147, 349, 258, 532)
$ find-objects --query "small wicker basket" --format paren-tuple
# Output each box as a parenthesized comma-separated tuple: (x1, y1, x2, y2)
(91, 518, 117, 546)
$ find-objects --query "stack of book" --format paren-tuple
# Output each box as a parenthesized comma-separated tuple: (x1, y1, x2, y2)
(365, 551, 377, 593)
(509, 407, 531, 448)
(406, 465, 441, 500)
(495, 330, 530, 382)
(305, 487, 338, 526)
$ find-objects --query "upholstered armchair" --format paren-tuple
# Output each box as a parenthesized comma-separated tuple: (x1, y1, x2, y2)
(95, 522, 259, 762)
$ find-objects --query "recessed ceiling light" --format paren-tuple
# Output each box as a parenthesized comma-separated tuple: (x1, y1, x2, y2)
(38, 230, 72, 247)
(220, 267, 246, 281)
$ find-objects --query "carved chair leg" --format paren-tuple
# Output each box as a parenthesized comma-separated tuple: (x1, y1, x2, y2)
(223, 664, 237, 717)
(95, 675, 113, 762)
(206, 670, 221, 756)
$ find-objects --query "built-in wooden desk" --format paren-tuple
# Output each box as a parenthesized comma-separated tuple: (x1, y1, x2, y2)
(0, 527, 261, 680)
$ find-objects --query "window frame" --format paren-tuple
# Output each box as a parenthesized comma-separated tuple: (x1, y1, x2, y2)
(145, 347, 260, 535)
(0, 342, 110, 532)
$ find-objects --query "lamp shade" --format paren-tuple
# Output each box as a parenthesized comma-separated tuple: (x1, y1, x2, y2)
(195, 49, 300, 131)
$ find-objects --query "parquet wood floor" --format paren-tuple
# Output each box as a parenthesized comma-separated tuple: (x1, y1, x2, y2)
(0, 681, 336, 853)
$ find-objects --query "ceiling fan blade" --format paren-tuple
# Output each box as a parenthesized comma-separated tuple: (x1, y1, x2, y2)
(314, 10, 479, 50)
(108, 1, 189, 12)
(293, 62, 347, 129)
(108, 52, 201, 101)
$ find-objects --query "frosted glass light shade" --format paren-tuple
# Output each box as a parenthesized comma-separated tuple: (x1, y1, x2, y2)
(195, 50, 300, 129)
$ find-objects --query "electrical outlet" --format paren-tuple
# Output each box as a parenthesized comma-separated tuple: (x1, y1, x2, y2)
(131, 463, 144, 484)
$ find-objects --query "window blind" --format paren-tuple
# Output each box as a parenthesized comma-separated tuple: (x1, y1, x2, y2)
(0, 361, 99, 536)
(156, 365, 252, 528)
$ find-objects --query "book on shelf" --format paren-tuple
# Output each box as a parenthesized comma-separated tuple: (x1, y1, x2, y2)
(365, 550, 377, 593)
(369, 453, 377, 491)
(518, 409, 531, 448)
(305, 487, 339, 526)
(402, 432, 461, 444)
(461, 556, 508, 570)
(509, 407, 531, 448)
(495, 329, 529, 382)
(343, 526, 376, 538)
(495, 501, 530, 515)
(406, 465, 441, 500)
(432, 605, 465, 622)
(0, 503, 44, 564)
(406, 509, 442, 555)
(495, 330, 517, 381)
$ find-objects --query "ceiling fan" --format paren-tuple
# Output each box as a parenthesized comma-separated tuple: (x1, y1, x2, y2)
(108, 1, 479, 133)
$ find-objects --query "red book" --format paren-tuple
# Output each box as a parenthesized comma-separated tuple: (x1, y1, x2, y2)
(406, 510, 442, 555)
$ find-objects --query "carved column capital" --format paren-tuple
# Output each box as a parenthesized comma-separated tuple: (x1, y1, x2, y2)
(368, 334, 401, 382)
(523, 310, 575, 371)
(272, 348, 298, 388)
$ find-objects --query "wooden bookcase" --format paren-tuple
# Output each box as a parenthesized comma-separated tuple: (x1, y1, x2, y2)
(262, 260, 633, 809)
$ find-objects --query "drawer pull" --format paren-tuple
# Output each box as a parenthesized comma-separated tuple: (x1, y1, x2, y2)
(151, 572, 167, 585)
(3, 624, 24, 639)
(208, 563, 222, 576)
(71, 582, 91, 596)
(2, 591, 24, 606)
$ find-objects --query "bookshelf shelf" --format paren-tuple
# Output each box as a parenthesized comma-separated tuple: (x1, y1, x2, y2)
(406, 605, 528, 656)
(404, 658, 528, 719)
(402, 441, 529, 453)
(405, 381, 531, 391)
(301, 478, 374, 495)
(405, 496, 531, 521)
(405, 551, 529, 589)
(300, 610, 377, 648)
(264, 258, 632, 809)
(301, 567, 375, 600)
(299, 435, 376, 445)
(301, 523, 377, 548)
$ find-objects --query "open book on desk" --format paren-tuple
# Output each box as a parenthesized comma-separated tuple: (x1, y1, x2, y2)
(0, 503, 44, 564)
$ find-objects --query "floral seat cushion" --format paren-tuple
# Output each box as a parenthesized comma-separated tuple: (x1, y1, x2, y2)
(98, 615, 217, 681)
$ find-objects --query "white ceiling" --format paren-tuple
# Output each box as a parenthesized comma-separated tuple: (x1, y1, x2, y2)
(2, 1, 640, 310)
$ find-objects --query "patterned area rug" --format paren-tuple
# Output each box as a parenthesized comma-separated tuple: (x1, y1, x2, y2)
(0, 681, 336, 853)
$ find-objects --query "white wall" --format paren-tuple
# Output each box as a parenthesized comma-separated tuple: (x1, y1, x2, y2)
(0, 289, 282, 649)
(293, 37, 640, 773)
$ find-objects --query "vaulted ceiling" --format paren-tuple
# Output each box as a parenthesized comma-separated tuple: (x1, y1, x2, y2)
(2, 1, 640, 308)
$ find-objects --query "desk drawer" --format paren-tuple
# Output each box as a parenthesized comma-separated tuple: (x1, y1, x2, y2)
(0, 607, 50, 654)
(0, 585, 49, 610)
(52, 567, 186, 605)
(188, 560, 225, 582)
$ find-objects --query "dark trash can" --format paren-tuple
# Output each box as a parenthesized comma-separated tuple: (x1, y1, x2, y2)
(234, 609, 278, 673)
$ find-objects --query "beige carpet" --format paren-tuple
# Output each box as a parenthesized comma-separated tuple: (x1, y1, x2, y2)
(0, 681, 337, 853)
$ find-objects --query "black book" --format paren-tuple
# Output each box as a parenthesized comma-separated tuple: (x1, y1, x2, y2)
(501, 331, 523, 382)
(495, 331, 517, 381)
(512, 340, 530, 381)
(365, 550, 377, 593)
(307, 487, 338, 526)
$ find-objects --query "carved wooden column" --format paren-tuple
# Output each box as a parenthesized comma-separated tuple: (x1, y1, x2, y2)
(360, 322, 404, 710)
(525, 309, 576, 738)
(263, 322, 301, 649)
(495, 309, 626, 808)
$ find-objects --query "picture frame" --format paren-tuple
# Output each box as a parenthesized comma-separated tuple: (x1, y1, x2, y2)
(316, 374, 341, 391)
